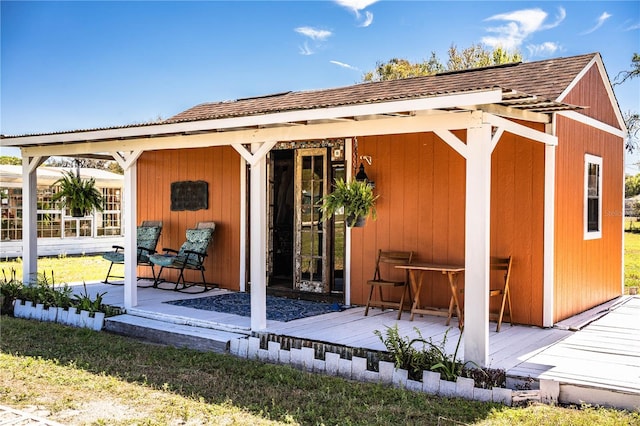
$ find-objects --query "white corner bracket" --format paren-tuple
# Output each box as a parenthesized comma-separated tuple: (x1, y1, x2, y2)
(232, 141, 278, 167)
(110, 150, 144, 171)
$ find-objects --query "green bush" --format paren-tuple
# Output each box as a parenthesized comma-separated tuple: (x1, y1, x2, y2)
(374, 324, 504, 388)
(0, 268, 22, 315)
(0, 268, 115, 317)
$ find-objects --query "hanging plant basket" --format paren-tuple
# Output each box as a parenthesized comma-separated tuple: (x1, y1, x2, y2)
(319, 178, 378, 228)
(71, 207, 86, 218)
(51, 170, 104, 217)
(346, 214, 367, 228)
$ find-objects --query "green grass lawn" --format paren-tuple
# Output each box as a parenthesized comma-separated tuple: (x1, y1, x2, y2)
(625, 230, 640, 292)
(0, 254, 118, 285)
(1, 317, 637, 425)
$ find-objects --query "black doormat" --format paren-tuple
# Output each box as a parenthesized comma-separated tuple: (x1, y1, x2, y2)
(164, 292, 348, 322)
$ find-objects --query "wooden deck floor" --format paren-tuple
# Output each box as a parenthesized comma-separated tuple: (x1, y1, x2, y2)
(81, 282, 640, 402)
(509, 296, 640, 395)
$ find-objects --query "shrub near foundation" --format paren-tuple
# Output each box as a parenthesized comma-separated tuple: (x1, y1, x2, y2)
(0, 269, 22, 315)
(375, 324, 505, 389)
(0, 269, 117, 317)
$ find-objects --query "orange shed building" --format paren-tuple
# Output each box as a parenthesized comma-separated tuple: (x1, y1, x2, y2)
(4, 52, 625, 366)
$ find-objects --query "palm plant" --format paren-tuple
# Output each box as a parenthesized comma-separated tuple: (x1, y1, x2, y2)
(51, 170, 104, 217)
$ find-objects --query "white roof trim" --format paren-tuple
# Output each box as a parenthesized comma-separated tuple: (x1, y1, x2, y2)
(21, 110, 484, 158)
(4, 89, 503, 147)
(556, 111, 626, 138)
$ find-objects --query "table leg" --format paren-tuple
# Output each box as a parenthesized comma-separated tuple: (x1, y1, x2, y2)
(409, 270, 423, 321)
(447, 272, 463, 329)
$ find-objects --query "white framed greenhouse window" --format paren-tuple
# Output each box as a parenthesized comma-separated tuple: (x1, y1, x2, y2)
(584, 154, 602, 240)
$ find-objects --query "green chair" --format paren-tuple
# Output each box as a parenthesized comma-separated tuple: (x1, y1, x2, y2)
(102, 221, 163, 286)
(149, 222, 216, 293)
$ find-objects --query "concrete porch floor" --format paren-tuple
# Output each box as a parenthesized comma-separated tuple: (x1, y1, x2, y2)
(75, 281, 640, 411)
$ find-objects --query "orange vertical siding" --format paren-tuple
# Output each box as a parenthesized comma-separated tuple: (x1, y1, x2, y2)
(136, 147, 242, 290)
(554, 115, 623, 321)
(491, 131, 546, 326)
(561, 64, 620, 130)
(350, 133, 466, 310)
(349, 130, 547, 326)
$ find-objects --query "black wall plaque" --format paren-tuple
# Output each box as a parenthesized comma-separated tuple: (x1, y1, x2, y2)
(171, 180, 208, 211)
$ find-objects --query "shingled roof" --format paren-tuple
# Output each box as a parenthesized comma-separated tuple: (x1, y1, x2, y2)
(167, 53, 598, 124)
(2, 53, 599, 142)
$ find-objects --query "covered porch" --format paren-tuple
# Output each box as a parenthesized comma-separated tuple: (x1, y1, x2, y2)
(7, 91, 560, 369)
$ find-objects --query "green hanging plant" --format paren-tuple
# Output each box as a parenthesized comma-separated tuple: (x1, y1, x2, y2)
(51, 170, 104, 217)
(319, 178, 378, 227)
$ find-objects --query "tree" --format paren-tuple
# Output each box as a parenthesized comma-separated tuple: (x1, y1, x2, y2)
(446, 44, 522, 71)
(615, 53, 640, 154)
(615, 53, 640, 86)
(362, 43, 521, 82)
(45, 157, 123, 175)
(363, 54, 444, 82)
(626, 173, 640, 198)
(625, 111, 640, 154)
(0, 156, 22, 165)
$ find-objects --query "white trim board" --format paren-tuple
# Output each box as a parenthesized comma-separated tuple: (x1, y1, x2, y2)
(556, 111, 625, 138)
(5, 90, 503, 146)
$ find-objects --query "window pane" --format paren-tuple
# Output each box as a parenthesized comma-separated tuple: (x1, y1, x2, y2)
(588, 163, 599, 197)
(587, 198, 599, 232)
(585, 158, 601, 235)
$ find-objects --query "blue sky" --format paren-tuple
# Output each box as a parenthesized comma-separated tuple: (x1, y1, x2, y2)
(1, 1, 639, 170)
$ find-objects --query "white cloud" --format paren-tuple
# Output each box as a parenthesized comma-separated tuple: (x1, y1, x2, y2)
(581, 12, 613, 35)
(334, 0, 379, 14)
(295, 27, 332, 56)
(299, 41, 313, 56)
(621, 18, 640, 31)
(334, 0, 378, 27)
(482, 7, 566, 50)
(526, 42, 561, 57)
(360, 11, 374, 27)
(330, 60, 359, 71)
(295, 26, 332, 41)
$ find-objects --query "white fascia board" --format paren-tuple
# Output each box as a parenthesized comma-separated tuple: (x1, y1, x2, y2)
(22, 110, 484, 158)
(6, 89, 503, 147)
(556, 111, 626, 138)
(556, 55, 626, 133)
(484, 113, 558, 146)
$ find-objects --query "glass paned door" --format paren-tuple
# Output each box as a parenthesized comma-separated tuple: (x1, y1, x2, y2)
(294, 148, 328, 293)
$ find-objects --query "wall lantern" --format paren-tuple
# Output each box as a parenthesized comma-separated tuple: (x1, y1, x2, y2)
(355, 156, 375, 188)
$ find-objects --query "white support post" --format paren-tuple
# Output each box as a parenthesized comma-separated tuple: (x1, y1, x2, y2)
(543, 142, 556, 327)
(464, 124, 492, 367)
(250, 143, 268, 331)
(344, 138, 353, 306)
(123, 161, 138, 309)
(239, 156, 247, 292)
(21, 156, 42, 285)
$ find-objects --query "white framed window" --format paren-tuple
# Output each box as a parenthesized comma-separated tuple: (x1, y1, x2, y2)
(584, 154, 602, 240)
